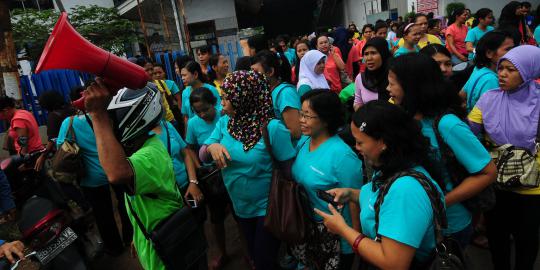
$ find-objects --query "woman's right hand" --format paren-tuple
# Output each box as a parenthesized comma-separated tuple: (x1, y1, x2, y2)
(207, 143, 231, 168)
(326, 188, 352, 204)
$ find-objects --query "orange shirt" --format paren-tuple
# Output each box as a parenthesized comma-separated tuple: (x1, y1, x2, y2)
(324, 47, 343, 93)
(10, 110, 43, 154)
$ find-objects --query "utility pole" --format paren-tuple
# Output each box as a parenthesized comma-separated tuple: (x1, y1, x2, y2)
(0, 1, 21, 99)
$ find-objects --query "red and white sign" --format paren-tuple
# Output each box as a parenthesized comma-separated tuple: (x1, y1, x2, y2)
(417, 0, 439, 15)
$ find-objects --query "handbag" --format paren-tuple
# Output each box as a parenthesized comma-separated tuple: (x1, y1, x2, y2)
(196, 164, 227, 201)
(488, 109, 540, 189)
(126, 192, 207, 270)
(261, 124, 313, 244)
(433, 114, 495, 213)
(374, 170, 466, 270)
(51, 116, 84, 185)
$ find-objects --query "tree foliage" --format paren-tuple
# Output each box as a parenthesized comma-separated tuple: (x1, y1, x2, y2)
(11, 5, 138, 64)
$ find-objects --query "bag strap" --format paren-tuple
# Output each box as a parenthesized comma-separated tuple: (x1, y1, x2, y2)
(466, 71, 490, 109)
(163, 121, 171, 155)
(261, 122, 277, 166)
(373, 170, 448, 244)
(66, 116, 76, 141)
(84, 114, 93, 130)
(126, 196, 152, 240)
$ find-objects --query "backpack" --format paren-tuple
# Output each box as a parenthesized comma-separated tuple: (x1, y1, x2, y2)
(51, 116, 84, 185)
(432, 114, 495, 213)
(374, 170, 466, 270)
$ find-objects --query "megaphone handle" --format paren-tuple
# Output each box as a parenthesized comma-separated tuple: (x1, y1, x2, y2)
(71, 78, 122, 110)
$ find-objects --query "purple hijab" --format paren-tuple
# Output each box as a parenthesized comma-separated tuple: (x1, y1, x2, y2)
(475, 45, 540, 152)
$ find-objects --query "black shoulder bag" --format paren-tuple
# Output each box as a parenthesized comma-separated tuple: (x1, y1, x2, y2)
(125, 125, 207, 269)
(433, 114, 495, 213)
(374, 170, 466, 270)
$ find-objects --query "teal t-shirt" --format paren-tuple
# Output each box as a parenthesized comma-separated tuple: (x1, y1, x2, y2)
(535, 25, 540, 46)
(272, 83, 301, 120)
(57, 115, 108, 187)
(292, 135, 363, 254)
(186, 113, 221, 147)
(165, 79, 181, 96)
(204, 116, 296, 218)
(126, 136, 182, 270)
(419, 114, 491, 234)
(155, 121, 188, 188)
(360, 166, 443, 262)
(465, 26, 494, 60)
(394, 45, 419, 57)
(462, 67, 498, 112)
(181, 83, 221, 119)
(297, 84, 313, 97)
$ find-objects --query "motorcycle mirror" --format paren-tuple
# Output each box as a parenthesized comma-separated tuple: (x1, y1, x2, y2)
(452, 62, 469, 72)
(1, 158, 12, 171)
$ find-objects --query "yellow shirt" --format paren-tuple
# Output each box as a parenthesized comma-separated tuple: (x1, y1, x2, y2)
(397, 34, 442, 49)
(468, 106, 540, 195)
(214, 80, 223, 96)
(154, 80, 175, 122)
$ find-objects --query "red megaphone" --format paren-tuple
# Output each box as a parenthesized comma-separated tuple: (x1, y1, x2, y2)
(35, 12, 150, 110)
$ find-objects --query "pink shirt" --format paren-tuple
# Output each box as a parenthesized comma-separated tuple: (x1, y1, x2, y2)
(354, 73, 379, 107)
(10, 110, 43, 154)
(445, 24, 469, 56)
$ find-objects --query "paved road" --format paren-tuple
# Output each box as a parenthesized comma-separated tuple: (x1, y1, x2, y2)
(91, 211, 540, 270)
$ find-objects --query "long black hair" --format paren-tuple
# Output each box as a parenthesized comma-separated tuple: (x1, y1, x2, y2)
(352, 100, 444, 189)
(361, 37, 391, 101)
(189, 87, 217, 107)
(252, 50, 292, 84)
(474, 31, 513, 69)
(472, 8, 493, 28)
(182, 61, 208, 83)
(389, 53, 465, 119)
(448, 7, 466, 25)
(498, 1, 528, 45)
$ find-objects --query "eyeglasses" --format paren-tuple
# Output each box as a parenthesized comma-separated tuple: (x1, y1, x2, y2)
(300, 111, 318, 120)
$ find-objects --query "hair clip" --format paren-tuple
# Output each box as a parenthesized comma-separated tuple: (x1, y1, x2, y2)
(359, 122, 367, 131)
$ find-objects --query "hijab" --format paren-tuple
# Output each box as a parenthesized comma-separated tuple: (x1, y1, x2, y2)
(221, 70, 275, 151)
(333, 27, 352, 62)
(476, 45, 540, 153)
(361, 37, 391, 101)
(297, 50, 330, 90)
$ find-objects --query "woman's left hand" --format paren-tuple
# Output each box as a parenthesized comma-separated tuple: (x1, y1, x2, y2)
(185, 183, 204, 203)
(314, 203, 348, 235)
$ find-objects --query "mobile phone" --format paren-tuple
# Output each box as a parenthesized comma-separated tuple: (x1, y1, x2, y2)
(316, 189, 340, 209)
(187, 199, 198, 208)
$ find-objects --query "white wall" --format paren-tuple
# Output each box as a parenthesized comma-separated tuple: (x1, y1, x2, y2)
(344, 0, 368, 27)
(55, 0, 114, 12)
(183, 0, 237, 25)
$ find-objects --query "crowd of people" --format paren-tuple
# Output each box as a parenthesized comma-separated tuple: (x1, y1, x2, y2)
(1, 1, 540, 270)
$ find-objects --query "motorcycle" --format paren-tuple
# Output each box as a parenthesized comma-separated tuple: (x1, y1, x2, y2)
(0, 153, 88, 269)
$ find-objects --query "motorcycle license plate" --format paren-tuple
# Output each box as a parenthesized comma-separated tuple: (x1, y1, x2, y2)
(35, 227, 77, 265)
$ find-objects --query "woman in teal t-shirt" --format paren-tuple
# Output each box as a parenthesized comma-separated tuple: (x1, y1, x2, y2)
(316, 101, 446, 268)
(185, 87, 232, 269)
(461, 31, 514, 112)
(290, 90, 362, 270)
(464, 8, 494, 61)
(394, 23, 421, 57)
(200, 70, 296, 270)
(252, 50, 302, 139)
(180, 61, 221, 128)
(387, 53, 496, 247)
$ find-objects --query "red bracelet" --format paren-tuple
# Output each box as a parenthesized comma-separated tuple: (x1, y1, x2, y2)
(352, 233, 366, 254)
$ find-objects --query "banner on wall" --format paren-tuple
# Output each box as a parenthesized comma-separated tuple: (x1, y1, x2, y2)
(418, 0, 439, 15)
